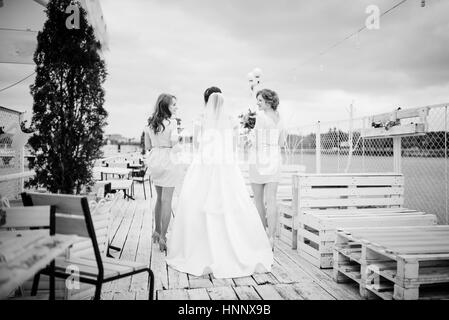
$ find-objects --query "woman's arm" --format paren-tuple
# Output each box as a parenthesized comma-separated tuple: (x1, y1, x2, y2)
(144, 127, 152, 152)
(169, 120, 180, 147)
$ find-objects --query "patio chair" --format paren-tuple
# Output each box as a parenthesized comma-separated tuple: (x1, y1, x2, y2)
(131, 166, 152, 199)
(21, 192, 154, 300)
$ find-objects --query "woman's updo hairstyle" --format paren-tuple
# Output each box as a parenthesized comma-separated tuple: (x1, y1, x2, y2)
(204, 86, 222, 104)
(256, 89, 279, 111)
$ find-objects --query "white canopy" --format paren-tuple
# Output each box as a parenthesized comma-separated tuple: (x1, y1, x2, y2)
(0, 0, 108, 65)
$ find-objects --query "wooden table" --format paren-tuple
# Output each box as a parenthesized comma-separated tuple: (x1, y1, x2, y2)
(0, 230, 78, 299)
(110, 180, 135, 200)
(94, 167, 132, 180)
(127, 163, 143, 170)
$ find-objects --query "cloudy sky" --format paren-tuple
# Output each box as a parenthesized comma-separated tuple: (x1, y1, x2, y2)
(1, 0, 448, 138)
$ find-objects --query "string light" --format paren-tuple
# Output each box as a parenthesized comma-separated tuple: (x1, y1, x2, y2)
(0, 72, 36, 94)
(294, 0, 410, 71)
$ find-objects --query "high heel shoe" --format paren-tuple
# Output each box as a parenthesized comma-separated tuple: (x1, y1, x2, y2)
(152, 232, 160, 244)
(159, 236, 167, 252)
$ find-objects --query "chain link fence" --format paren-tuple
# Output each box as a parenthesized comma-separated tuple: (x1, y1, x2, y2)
(284, 104, 449, 224)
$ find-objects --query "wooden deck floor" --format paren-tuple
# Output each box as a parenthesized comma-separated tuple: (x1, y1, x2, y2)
(100, 186, 362, 300)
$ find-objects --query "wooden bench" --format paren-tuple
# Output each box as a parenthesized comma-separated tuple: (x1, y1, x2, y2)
(239, 164, 305, 200)
(284, 173, 437, 268)
(334, 226, 449, 300)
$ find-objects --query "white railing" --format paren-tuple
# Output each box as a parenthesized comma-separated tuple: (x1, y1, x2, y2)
(0, 171, 35, 183)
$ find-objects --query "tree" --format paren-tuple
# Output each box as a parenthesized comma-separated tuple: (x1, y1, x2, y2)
(28, 0, 108, 194)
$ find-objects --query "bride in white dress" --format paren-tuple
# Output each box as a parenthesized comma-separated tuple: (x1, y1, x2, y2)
(166, 92, 273, 279)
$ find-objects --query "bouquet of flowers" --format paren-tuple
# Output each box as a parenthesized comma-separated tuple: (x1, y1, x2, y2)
(238, 109, 257, 131)
(238, 109, 257, 150)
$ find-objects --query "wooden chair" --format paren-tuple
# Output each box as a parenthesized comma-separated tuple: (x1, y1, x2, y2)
(0, 205, 56, 299)
(21, 192, 154, 300)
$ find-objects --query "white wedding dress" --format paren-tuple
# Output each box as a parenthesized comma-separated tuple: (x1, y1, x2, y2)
(166, 93, 273, 278)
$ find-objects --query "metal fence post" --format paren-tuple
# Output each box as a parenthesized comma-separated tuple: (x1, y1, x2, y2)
(393, 137, 402, 173)
(445, 106, 448, 224)
(316, 121, 321, 173)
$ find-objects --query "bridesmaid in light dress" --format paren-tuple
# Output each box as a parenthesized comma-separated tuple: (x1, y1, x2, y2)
(249, 89, 286, 250)
(145, 93, 182, 252)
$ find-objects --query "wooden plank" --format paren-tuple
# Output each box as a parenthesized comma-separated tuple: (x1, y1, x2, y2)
(300, 197, 404, 209)
(291, 282, 335, 300)
(26, 192, 86, 215)
(130, 201, 152, 291)
(188, 274, 214, 289)
(107, 198, 129, 244)
(316, 216, 437, 230)
(270, 261, 297, 284)
(168, 265, 189, 289)
(254, 285, 284, 300)
(233, 286, 261, 300)
(276, 240, 361, 300)
(362, 123, 426, 138)
(188, 277, 214, 289)
(112, 291, 136, 300)
(233, 276, 258, 287)
(111, 202, 142, 292)
(135, 290, 150, 300)
(297, 242, 322, 268)
(273, 284, 304, 300)
(252, 272, 279, 285)
(275, 247, 315, 283)
(109, 200, 134, 249)
(148, 193, 169, 292)
(150, 239, 169, 291)
(187, 288, 210, 300)
(157, 289, 188, 300)
(211, 275, 235, 287)
(207, 286, 238, 300)
(100, 291, 114, 300)
(299, 187, 405, 197)
(296, 175, 404, 187)
(303, 208, 417, 215)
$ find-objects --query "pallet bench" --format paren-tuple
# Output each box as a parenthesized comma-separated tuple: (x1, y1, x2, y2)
(239, 164, 305, 201)
(334, 226, 449, 300)
(281, 173, 437, 268)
